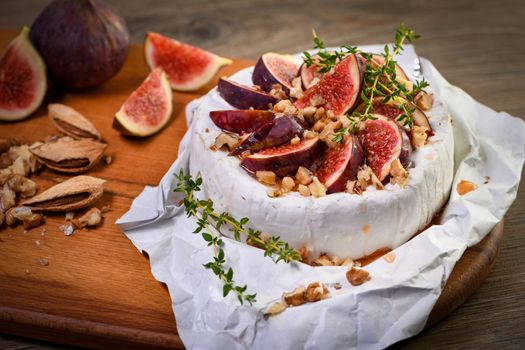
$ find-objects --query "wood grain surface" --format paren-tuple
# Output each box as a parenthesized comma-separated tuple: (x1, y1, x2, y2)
(0, 0, 524, 349)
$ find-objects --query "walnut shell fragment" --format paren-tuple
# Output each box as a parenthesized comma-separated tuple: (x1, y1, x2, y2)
(48, 104, 102, 140)
(22, 175, 105, 211)
(30, 139, 107, 174)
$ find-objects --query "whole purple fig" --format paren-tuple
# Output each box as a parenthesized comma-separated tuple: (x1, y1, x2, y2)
(30, 0, 129, 90)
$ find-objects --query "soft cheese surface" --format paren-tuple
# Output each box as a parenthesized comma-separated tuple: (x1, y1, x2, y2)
(188, 67, 454, 259)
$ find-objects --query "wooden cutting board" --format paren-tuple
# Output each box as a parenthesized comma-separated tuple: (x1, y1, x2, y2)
(0, 29, 503, 349)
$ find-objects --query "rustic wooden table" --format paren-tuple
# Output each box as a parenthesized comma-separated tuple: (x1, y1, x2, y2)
(1, 0, 524, 349)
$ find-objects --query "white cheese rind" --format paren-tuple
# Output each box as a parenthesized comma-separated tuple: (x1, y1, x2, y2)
(189, 68, 454, 259)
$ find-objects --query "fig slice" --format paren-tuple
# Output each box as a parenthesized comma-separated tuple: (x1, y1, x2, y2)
(113, 68, 173, 137)
(209, 110, 275, 134)
(241, 137, 321, 177)
(145, 32, 231, 91)
(358, 114, 403, 181)
(218, 78, 278, 110)
(252, 52, 300, 93)
(231, 115, 304, 156)
(356, 97, 433, 137)
(316, 134, 365, 193)
(294, 54, 362, 116)
(0, 27, 46, 121)
(299, 59, 323, 90)
(369, 54, 409, 81)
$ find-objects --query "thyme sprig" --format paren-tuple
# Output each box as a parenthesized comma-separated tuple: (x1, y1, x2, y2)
(174, 170, 302, 304)
(301, 25, 429, 144)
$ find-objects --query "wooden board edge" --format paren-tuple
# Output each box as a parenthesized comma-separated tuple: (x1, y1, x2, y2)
(425, 220, 504, 327)
(0, 306, 184, 350)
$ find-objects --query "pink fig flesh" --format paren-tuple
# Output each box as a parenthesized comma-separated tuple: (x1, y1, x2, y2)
(316, 134, 365, 193)
(358, 114, 403, 181)
(252, 52, 299, 92)
(218, 77, 278, 110)
(241, 137, 322, 177)
(369, 54, 409, 80)
(231, 115, 304, 155)
(209, 110, 275, 134)
(295, 54, 362, 116)
(299, 59, 323, 90)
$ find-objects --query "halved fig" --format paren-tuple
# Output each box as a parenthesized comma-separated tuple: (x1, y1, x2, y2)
(231, 115, 304, 155)
(294, 54, 362, 116)
(316, 134, 365, 193)
(218, 78, 278, 110)
(145, 32, 231, 91)
(356, 97, 433, 137)
(252, 52, 300, 93)
(209, 110, 275, 134)
(241, 137, 321, 177)
(113, 68, 173, 137)
(358, 114, 403, 181)
(0, 27, 46, 121)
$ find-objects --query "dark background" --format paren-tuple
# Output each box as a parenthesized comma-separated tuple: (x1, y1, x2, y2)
(1, 0, 524, 348)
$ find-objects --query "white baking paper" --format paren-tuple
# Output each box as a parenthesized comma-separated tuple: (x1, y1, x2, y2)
(116, 45, 525, 349)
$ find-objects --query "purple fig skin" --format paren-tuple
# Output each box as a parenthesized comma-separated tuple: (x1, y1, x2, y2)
(241, 137, 322, 177)
(399, 128, 413, 168)
(316, 134, 365, 193)
(252, 53, 299, 93)
(218, 78, 278, 110)
(209, 110, 275, 134)
(30, 0, 129, 90)
(231, 115, 304, 156)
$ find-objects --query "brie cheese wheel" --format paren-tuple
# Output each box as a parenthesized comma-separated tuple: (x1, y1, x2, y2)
(188, 67, 454, 260)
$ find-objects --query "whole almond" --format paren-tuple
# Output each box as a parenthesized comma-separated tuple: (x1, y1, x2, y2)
(48, 104, 101, 140)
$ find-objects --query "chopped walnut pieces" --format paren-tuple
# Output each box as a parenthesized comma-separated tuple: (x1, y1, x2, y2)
(411, 126, 428, 148)
(289, 77, 304, 99)
(415, 91, 434, 111)
(312, 253, 353, 267)
(301, 106, 317, 123)
(303, 130, 318, 139)
(345, 180, 360, 195)
(304, 282, 330, 302)
(256, 170, 277, 185)
(283, 285, 307, 306)
(389, 158, 408, 186)
(73, 207, 102, 228)
(0, 153, 13, 169)
(0, 183, 16, 212)
(312, 120, 326, 132)
(295, 166, 313, 186)
(290, 136, 300, 146)
(346, 267, 370, 286)
(383, 252, 396, 263)
(264, 301, 288, 318)
(214, 133, 239, 151)
(310, 94, 326, 107)
(269, 84, 288, 100)
(7, 174, 37, 198)
(5, 206, 44, 229)
(313, 106, 325, 122)
(326, 110, 336, 121)
(0, 211, 4, 226)
(273, 99, 298, 115)
(356, 165, 383, 191)
(298, 184, 311, 196)
(308, 177, 327, 197)
(281, 176, 295, 192)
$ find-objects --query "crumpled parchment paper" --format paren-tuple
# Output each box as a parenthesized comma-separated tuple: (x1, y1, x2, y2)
(116, 45, 525, 349)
